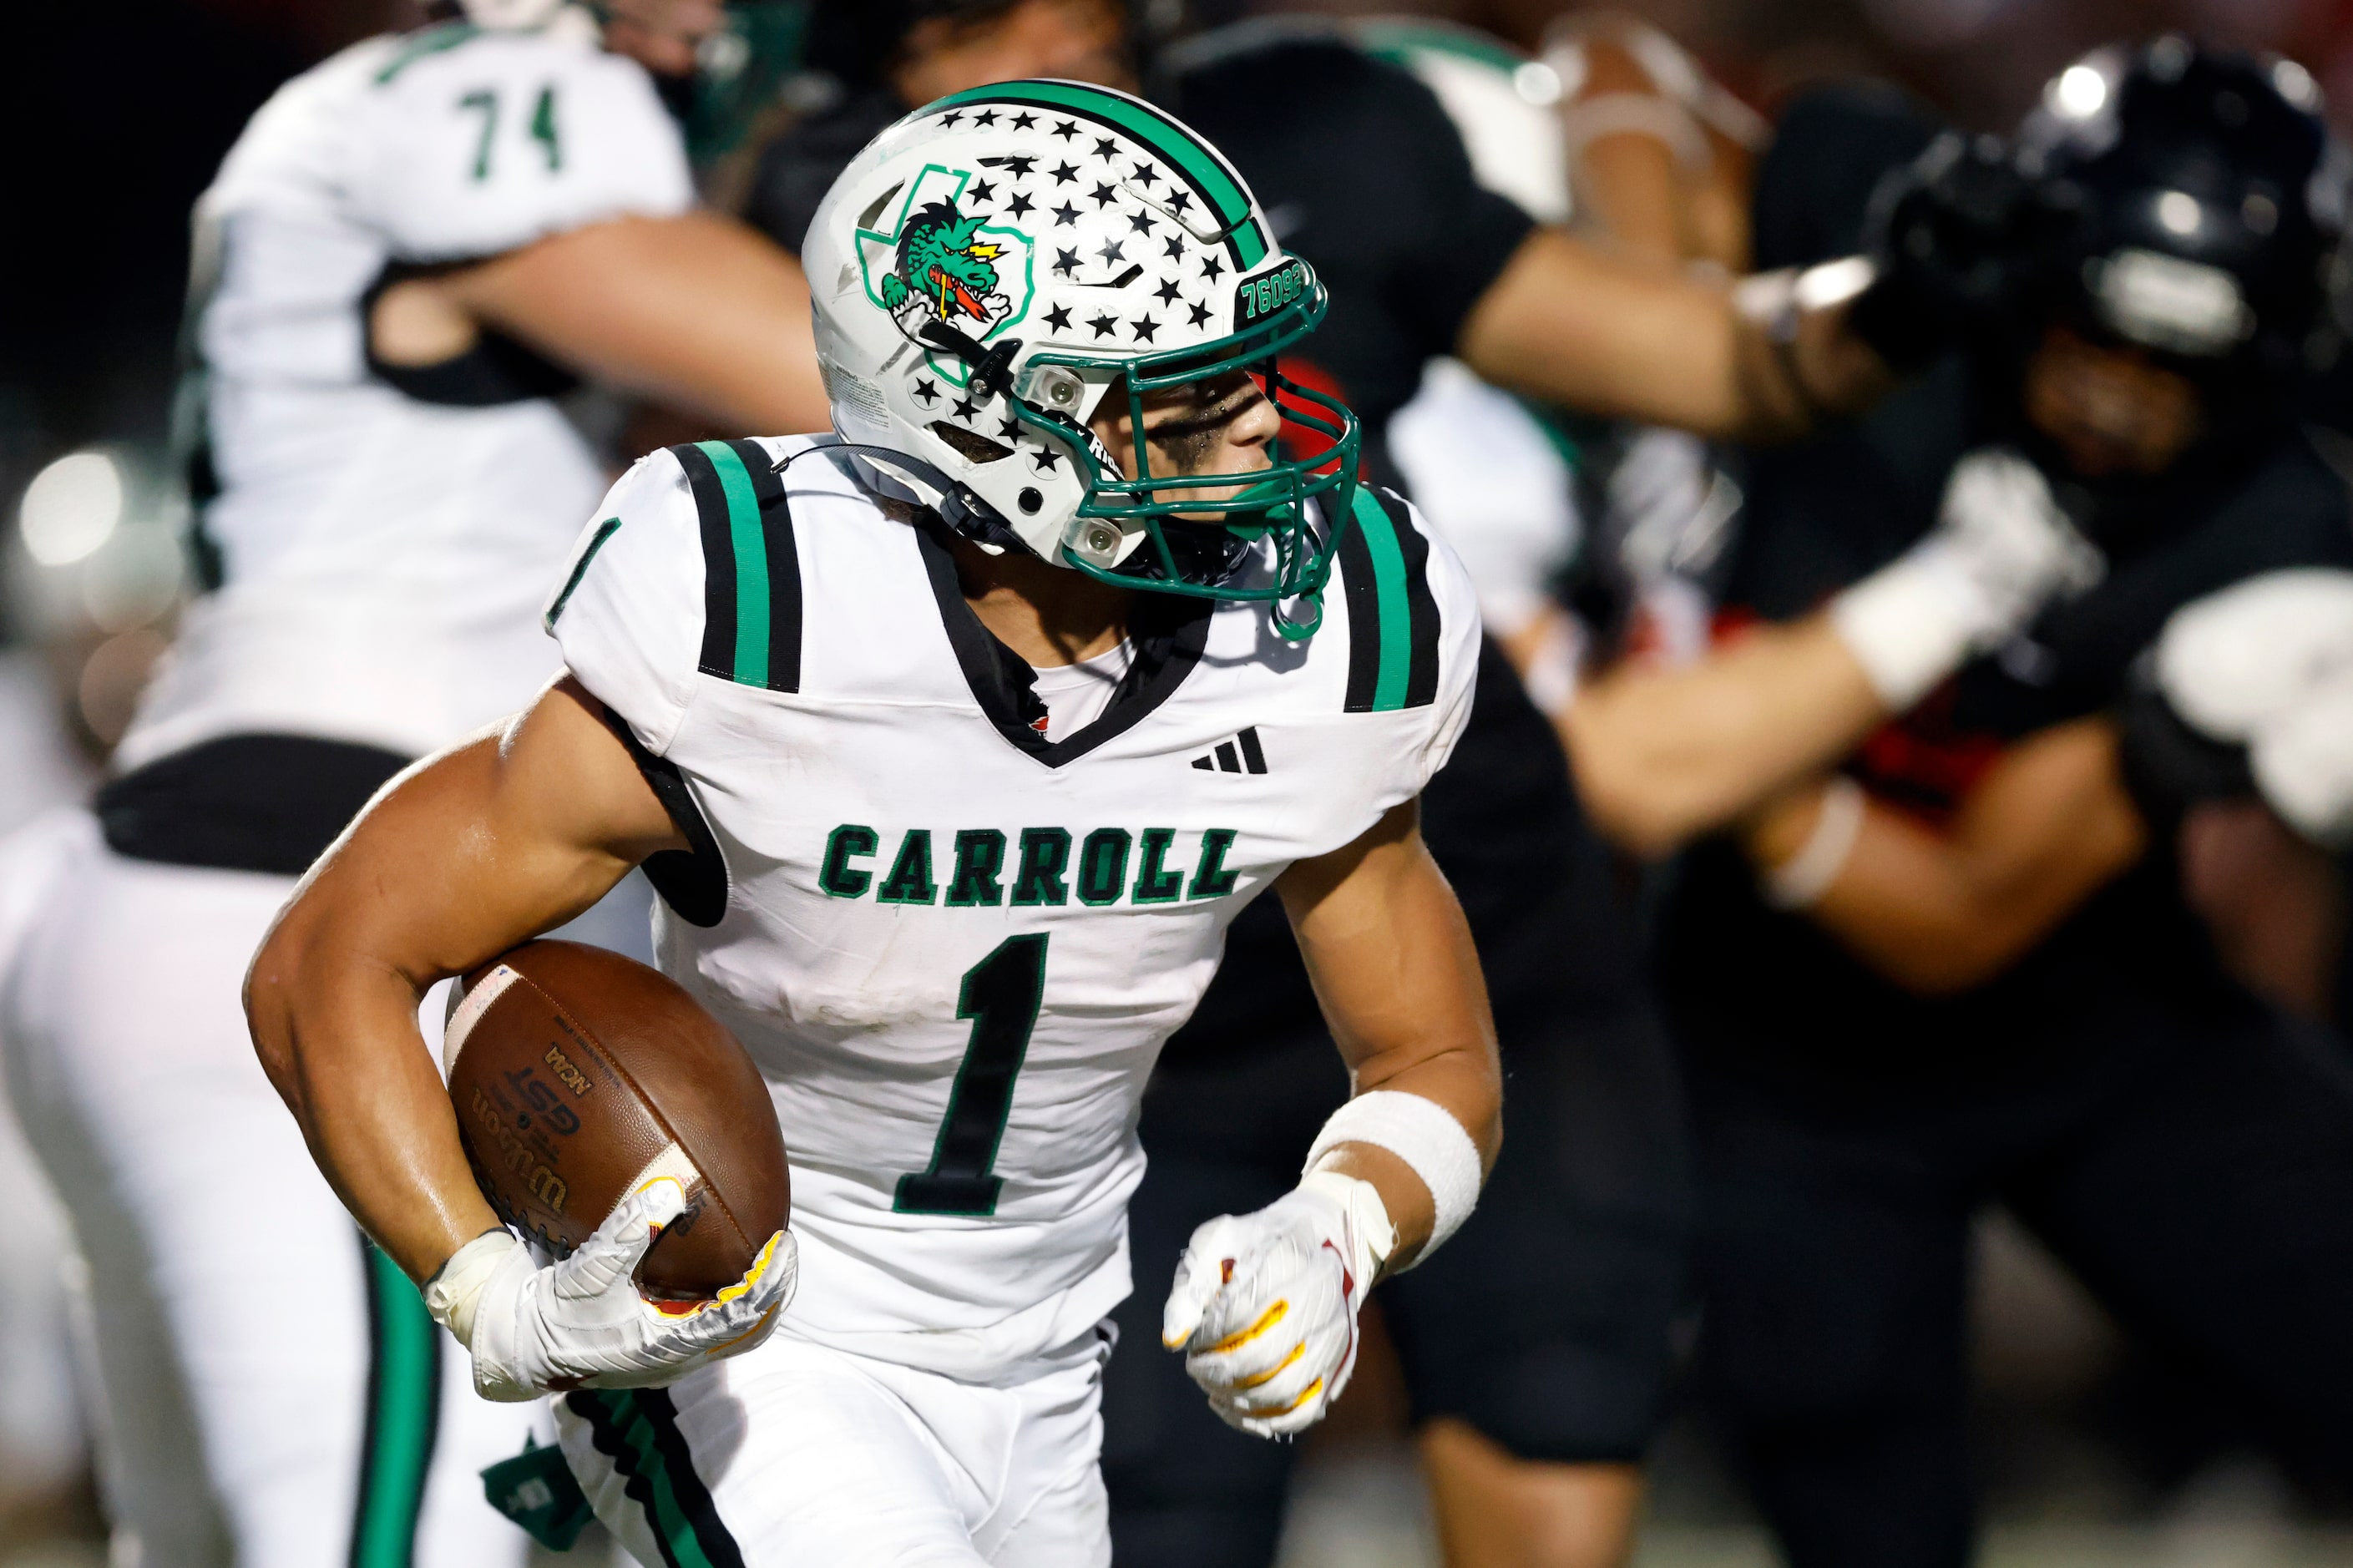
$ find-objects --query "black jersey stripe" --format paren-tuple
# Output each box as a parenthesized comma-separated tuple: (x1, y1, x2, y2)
(676, 443, 741, 685)
(726, 438, 802, 693)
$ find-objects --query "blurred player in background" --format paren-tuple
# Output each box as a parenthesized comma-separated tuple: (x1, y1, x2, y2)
(1647, 41, 2353, 1567)
(746, 8, 2108, 1566)
(0, 0, 828, 1562)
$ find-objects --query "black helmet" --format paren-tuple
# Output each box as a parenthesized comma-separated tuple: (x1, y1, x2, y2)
(2016, 37, 2348, 385)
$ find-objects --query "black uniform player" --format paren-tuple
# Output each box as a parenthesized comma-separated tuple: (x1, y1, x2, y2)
(1667, 43, 2353, 1567)
(749, 10, 1693, 1565)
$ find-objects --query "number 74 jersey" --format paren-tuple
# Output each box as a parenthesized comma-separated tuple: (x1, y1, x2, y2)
(549, 437, 1480, 1379)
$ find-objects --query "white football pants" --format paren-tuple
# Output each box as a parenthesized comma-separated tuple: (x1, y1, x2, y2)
(0, 822, 540, 1568)
(557, 1326, 1114, 1567)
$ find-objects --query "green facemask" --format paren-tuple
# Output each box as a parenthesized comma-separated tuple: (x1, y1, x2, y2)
(1009, 275, 1363, 640)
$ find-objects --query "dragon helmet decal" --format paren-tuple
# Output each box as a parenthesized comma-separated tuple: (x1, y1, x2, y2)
(804, 81, 1362, 636)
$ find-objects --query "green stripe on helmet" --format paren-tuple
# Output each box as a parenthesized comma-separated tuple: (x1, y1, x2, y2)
(929, 82, 1268, 269)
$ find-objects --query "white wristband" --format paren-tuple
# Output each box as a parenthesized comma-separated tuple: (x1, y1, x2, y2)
(1303, 1090, 1484, 1266)
(1761, 776, 1866, 908)
(423, 1228, 520, 1348)
(1827, 549, 1981, 711)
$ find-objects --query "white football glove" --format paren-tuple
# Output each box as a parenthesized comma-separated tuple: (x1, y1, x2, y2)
(1161, 1171, 1394, 1439)
(1831, 448, 2104, 710)
(425, 1177, 794, 1403)
(2152, 569, 2353, 848)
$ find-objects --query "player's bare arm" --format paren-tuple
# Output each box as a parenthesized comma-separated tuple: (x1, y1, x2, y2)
(246, 679, 681, 1286)
(1278, 798, 1501, 1259)
(1739, 717, 2146, 995)
(1546, 450, 2100, 857)
(370, 212, 830, 436)
(1456, 228, 1885, 443)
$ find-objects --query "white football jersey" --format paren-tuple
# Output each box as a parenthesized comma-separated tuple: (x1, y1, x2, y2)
(119, 22, 694, 771)
(550, 437, 1479, 1377)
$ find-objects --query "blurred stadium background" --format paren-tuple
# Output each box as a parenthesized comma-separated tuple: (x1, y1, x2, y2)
(5, 1, 2351, 1564)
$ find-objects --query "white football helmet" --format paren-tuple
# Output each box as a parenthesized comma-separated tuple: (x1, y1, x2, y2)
(802, 79, 1364, 637)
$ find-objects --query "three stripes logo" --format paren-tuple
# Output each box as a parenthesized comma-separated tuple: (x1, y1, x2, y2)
(1191, 726, 1268, 775)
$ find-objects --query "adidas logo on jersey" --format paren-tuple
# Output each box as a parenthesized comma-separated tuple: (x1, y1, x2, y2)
(1190, 727, 1268, 775)
(819, 823, 1246, 907)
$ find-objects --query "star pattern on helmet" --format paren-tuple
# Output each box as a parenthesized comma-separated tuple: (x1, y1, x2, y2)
(1007, 191, 1034, 218)
(1050, 119, 1077, 140)
(1154, 278, 1182, 305)
(1092, 137, 1118, 159)
(953, 392, 981, 419)
(1090, 181, 1118, 208)
(1187, 301, 1212, 326)
(1127, 210, 1155, 234)
(1052, 247, 1080, 276)
(1090, 312, 1119, 339)
(1052, 201, 1079, 226)
(969, 179, 997, 205)
(1127, 161, 1159, 187)
(971, 109, 998, 129)
(1162, 235, 1185, 260)
(999, 154, 1035, 176)
(1050, 161, 1078, 185)
(998, 415, 1022, 440)
(1097, 239, 1125, 265)
(939, 110, 964, 129)
(913, 378, 939, 405)
(1131, 316, 1159, 343)
(1200, 255, 1226, 281)
(1010, 112, 1036, 131)
(1033, 448, 1064, 476)
(1044, 304, 1072, 331)
(1166, 189, 1192, 214)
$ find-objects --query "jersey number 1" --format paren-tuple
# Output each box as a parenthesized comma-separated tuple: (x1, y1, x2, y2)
(894, 934, 1046, 1216)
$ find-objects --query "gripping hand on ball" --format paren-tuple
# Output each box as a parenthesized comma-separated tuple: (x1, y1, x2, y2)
(426, 1177, 795, 1402)
(1160, 1171, 1395, 1439)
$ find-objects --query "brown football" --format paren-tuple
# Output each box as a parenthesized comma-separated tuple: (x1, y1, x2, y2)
(443, 939, 789, 1300)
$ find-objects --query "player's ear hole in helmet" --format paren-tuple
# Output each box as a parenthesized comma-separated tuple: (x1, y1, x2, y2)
(802, 78, 1364, 640)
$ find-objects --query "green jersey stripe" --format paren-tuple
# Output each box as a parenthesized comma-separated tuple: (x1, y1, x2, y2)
(1338, 487, 1443, 712)
(678, 441, 802, 692)
(1354, 20, 1528, 75)
(1356, 488, 1416, 711)
(929, 83, 1269, 269)
(349, 1238, 439, 1568)
(545, 517, 623, 631)
(699, 440, 772, 688)
(569, 1391, 745, 1568)
(723, 437, 803, 691)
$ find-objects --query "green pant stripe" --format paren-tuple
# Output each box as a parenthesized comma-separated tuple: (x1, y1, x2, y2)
(351, 1239, 440, 1568)
(570, 1391, 744, 1568)
(695, 440, 772, 689)
(1349, 486, 1415, 711)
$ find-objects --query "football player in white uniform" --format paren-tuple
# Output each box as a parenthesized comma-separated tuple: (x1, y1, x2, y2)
(248, 83, 1502, 1565)
(0, 3, 828, 1565)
